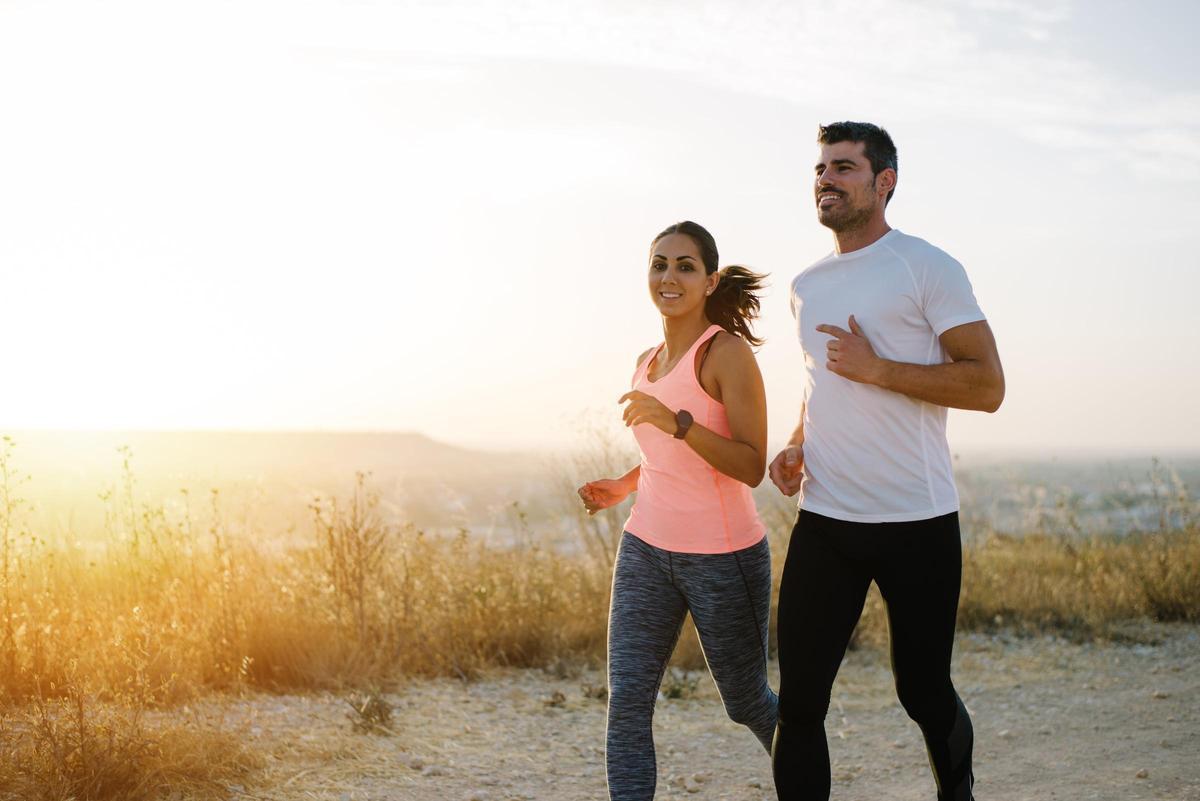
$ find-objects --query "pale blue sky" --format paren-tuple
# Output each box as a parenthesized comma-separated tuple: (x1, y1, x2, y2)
(1, 0, 1197, 455)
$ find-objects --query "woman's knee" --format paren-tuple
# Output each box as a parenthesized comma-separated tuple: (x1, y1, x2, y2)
(721, 687, 774, 727)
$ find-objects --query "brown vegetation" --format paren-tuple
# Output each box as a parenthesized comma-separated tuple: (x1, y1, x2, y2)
(0, 436, 1197, 799)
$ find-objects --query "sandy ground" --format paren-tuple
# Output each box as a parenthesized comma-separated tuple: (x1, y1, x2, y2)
(213, 624, 1200, 801)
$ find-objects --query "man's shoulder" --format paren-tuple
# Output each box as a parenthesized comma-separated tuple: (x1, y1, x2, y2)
(790, 250, 838, 290)
(884, 230, 963, 272)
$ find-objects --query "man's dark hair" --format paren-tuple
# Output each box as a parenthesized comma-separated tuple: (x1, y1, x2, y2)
(817, 121, 898, 204)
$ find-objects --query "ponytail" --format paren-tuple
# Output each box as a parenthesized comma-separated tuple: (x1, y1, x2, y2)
(651, 220, 768, 347)
(706, 265, 767, 346)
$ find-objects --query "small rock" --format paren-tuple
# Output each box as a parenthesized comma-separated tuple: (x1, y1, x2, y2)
(404, 755, 426, 771)
(747, 780, 763, 789)
(684, 778, 701, 794)
(1151, 690, 1170, 699)
(465, 792, 490, 801)
(1136, 768, 1149, 779)
(690, 772, 711, 784)
(891, 740, 907, 749)
(543, 691, 566, 707)
(667, 774, 686, 788)
(422, 765, 449, 777)
(998, 729, 1012, 739)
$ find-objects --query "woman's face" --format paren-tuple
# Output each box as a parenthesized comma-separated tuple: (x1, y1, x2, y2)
(648, 233, 717, 318)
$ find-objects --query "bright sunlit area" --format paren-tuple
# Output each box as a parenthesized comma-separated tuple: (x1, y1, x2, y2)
(1, 3, 1198, 800)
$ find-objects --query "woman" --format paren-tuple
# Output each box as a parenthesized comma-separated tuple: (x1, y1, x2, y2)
(578, 221, 776, 800)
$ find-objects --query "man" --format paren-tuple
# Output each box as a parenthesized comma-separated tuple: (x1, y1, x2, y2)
(769, 121, 1004, 801)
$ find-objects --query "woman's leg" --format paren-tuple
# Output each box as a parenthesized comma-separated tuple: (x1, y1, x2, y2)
(606, 532, 689, 801)
(680, 537, 778, 751)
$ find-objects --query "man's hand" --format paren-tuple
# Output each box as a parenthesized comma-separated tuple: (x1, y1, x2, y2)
(816, 315, 883, 384)
(768, 445, 805, 497)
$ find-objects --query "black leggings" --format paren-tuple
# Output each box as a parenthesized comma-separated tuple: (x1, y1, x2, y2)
(772, 510, 974, 801)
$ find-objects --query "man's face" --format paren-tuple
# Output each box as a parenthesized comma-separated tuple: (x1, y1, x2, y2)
(813, 140, 885, 232)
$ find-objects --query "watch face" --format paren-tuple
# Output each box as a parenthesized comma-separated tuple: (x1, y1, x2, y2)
(675, 409, 693, 438)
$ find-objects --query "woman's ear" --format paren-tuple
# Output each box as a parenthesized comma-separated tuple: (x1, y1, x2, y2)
(706, 272, 720, 296)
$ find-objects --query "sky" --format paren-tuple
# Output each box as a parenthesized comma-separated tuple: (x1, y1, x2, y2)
(2, 0, 1198, 456)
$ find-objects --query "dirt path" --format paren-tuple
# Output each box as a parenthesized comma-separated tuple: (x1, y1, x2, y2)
(216, 625, 1199, 800)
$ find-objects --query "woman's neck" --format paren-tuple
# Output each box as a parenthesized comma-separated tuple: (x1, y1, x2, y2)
(660, 313, 713, 360)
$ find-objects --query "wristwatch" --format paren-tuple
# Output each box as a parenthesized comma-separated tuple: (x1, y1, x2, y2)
(673, 409, 694, 439)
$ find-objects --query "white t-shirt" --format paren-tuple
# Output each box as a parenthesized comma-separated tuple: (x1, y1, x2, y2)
(789, 229, 986, 523)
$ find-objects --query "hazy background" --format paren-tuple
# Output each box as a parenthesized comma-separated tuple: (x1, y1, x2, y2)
(2, 0, 1198, 457)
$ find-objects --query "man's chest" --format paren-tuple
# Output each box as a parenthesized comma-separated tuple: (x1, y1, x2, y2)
(792, 265, 930, 360)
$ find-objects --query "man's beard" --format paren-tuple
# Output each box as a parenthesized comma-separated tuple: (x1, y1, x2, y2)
(817, 197, 875, 233)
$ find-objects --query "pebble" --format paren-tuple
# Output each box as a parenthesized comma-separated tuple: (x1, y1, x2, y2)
(422, 765, 449, 777)
(998, 729, 1012, 739)
(690, 772, 711, 784)
(684, 778, 701, 793)
(1136, 768, 1149, 779)
(465, 792, 490, 801)
(1151, 690, 1170, 699)
(747, 780, 764, 789)
(891, 740, 907, 749)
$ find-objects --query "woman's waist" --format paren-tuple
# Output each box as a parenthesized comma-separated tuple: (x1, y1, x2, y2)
(635, 463, 756, 506)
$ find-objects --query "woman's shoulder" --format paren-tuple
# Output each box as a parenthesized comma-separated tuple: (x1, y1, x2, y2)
(635, 346, 657, 369)
(706, 330, 755, 361)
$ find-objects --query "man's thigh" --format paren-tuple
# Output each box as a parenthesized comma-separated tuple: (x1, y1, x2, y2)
(776, 511, 873, 719)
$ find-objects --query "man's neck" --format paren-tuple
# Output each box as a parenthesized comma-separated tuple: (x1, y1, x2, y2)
(833, 217, 892, 255)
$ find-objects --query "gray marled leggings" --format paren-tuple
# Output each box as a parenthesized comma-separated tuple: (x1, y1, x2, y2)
(606, 531, 778, 801)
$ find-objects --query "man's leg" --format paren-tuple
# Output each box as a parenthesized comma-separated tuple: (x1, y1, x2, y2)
(606, 532, 689, 801)
(681, 536, 779, 752)
(874, 513, 974, 801)
(773, 511, 873, 800)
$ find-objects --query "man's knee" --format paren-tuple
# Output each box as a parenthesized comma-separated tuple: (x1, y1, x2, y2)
(895, 676, 955, 729)
(777, 687, 831, 727)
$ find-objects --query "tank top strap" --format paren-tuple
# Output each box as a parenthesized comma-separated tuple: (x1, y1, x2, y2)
(693, 323, 724, 353)
(680, 324, 724, 391)
(632, 343, 665, 387)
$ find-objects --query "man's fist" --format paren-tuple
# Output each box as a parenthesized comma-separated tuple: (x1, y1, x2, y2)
(768, 445, 805, 497)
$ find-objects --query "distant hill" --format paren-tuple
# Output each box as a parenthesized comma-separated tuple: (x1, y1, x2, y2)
(3, 430, 540, 486)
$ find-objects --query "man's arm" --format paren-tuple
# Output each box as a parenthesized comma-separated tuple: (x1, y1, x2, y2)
(819, 317, 1005, 412)
(768, 409, 806, 496)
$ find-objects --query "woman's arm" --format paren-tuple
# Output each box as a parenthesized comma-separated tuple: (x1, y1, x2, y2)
(620, 333, 767, 487)
(577, 465, 640, 516)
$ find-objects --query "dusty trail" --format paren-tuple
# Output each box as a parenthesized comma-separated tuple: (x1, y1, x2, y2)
(213, 625, 1199, 801)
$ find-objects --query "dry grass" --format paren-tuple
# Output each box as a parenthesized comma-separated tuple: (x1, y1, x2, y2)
(1, 435, 1198, 798)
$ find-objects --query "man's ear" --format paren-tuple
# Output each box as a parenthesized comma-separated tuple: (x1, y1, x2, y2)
(877, 167, 897, 197)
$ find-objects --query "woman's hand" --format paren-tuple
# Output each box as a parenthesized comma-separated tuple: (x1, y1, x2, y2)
(578, 479, 631, 516)
(618, 390, 676, 435)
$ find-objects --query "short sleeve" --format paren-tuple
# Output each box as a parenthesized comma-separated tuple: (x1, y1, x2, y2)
(921, 255, 986, 336)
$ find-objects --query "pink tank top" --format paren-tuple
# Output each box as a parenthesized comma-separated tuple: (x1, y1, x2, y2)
(623, 324, 766, 554)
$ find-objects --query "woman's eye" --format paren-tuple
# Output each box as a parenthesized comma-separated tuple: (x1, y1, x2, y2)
(652, 262, 666, 271)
